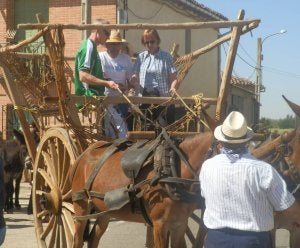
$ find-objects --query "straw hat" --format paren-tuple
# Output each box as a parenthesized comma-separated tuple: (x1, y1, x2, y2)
(106, 30, 122, 43)
(214, 111, 254, 144)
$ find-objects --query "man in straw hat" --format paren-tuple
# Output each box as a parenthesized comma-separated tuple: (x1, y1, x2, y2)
(199, 111, 300, 248)
(74, 19, 119, 98)
(99, 30, 134, 139)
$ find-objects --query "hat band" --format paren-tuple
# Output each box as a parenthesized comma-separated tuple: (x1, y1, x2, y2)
(221, 129, 247, 140)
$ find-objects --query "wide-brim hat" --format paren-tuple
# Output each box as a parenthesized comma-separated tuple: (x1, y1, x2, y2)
(106, 30, 123, 43)
(214, 111, 254, 144)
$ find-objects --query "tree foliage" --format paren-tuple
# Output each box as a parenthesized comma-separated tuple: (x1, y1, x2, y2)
(260, 115, 300, 129)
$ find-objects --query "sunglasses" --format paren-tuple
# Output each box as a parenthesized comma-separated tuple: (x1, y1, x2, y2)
(144, 40, 156, 45)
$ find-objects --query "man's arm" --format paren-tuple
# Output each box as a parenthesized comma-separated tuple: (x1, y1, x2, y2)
(79, 71, 119, 90)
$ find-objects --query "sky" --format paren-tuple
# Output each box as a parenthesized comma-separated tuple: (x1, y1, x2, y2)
(196, 1, 300, 119)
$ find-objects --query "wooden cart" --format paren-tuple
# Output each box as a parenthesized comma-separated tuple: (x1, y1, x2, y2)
(0, 9, 259, 247)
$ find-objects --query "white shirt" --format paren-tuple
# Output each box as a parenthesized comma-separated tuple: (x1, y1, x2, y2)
(99, 51, 133, 96)
(199, 152, 295, 232)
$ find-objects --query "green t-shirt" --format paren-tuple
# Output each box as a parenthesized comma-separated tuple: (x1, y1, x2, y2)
(74, 39, 105, 96)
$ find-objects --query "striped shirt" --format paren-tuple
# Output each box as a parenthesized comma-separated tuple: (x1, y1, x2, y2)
(133, 48, 176, 97)
(199, 152, 295, 231)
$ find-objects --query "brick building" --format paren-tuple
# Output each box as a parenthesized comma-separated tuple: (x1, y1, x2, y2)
(0, 0, 117, 139)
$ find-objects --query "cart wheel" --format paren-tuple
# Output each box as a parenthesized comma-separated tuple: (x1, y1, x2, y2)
(145, 209, 206, 248)
(185, 209, 207, 248)
(32, 128, 80, 248)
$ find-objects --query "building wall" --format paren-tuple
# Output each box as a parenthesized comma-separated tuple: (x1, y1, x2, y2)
(0, 0, 116, 138)
(227, 86, 256, 126)
(125, 0, 220, 116)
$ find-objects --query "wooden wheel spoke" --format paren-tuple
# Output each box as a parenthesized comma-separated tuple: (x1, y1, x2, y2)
(62, 189, 72, 202)
(41, 151, 58, 184)
(185, 226, 195, 243)
(60, 149, 71, 189)
(59, 219, 67, 248)
(61, 209, 75, 246)
(48, 139, 59, 181)
(37, 168, 56, 189)
(61, 174, 71, 194)
(48, 216, 58, 248)
(40, 214, 55, 240)
(56, 140, 64, 187)
(37, 209, 51, 219)
(62, 201, 74, 213)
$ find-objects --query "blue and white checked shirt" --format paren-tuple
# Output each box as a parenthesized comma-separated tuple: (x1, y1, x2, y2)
(133, 48, 176, 97)
(199, 152, 295, 231)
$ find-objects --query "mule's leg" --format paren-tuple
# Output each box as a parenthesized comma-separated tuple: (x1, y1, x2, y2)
(87, 216, 110, 248)
(72, 201, 90, 248)
(14, 174, 22, 209)
(5, 180, 14, 213)
(169, 222, 188, 248)
(152, 222, 169, 248)
(290, 227, 300, 248)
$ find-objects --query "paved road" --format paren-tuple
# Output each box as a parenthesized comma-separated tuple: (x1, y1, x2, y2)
(2, 183, 291, 248)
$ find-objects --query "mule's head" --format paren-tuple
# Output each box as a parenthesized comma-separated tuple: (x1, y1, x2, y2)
(287, 127, 300, 176)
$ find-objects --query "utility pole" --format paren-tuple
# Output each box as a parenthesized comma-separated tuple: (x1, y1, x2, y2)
(81, 0, 91, 40)
(256, 37, 262, 124)
(255, 30, 286, 124)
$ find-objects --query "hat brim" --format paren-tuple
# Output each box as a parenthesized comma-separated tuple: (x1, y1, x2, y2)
(106, 40, 122, 43)
(214, 125, 254, 144)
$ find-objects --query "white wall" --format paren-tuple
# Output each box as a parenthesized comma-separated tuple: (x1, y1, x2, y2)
(125, 0, 220, 106)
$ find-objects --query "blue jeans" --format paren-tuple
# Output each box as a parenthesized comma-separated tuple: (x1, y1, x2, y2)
(204, 228, 272, 248)
(0, 226, 6, 245)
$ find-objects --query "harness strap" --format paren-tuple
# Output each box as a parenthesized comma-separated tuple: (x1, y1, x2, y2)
(161, 128, 197, 178)
(84, 144, 119, 192)
(72, 190, 105, 202)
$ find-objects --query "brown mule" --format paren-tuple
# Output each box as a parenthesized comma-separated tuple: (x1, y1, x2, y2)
(70, 131, 214, 248)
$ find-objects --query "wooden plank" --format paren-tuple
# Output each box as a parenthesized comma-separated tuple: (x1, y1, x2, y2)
(43, 95, 217, 106)
(17, 19, 260, 30)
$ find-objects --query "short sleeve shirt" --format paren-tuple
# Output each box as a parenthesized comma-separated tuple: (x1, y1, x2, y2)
(74, 39, 105, 96)
(133, 49, 176, 97)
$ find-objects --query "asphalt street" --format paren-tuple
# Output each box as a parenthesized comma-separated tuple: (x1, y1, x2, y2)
(2, 183, 290, 248)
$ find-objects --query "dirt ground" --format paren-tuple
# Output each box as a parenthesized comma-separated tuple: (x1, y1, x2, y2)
(2, 183, 291, 248)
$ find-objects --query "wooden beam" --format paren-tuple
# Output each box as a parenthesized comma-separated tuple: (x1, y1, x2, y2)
(18, 19, 260, 30)
(43, 95, 217, 106)
(215, 10, 245, 122)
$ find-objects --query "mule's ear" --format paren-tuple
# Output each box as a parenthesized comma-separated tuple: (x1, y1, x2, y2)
(282, 95, 300, 118)
(13, 129, 26, 145)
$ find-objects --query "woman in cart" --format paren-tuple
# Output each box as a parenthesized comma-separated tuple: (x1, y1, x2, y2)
(130, 28, 179, 127)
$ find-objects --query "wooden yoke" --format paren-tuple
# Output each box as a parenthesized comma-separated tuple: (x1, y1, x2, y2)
(215, 9, 245, 122)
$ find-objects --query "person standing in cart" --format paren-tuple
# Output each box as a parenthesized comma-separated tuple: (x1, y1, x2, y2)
(99, 30, 134, 139)
(130, 28, 179, 127)
(74, 19, 119, 98)
(199, 111, 300, 248)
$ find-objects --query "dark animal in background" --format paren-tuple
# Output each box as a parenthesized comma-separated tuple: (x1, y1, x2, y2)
(0, 129, 27, 213)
